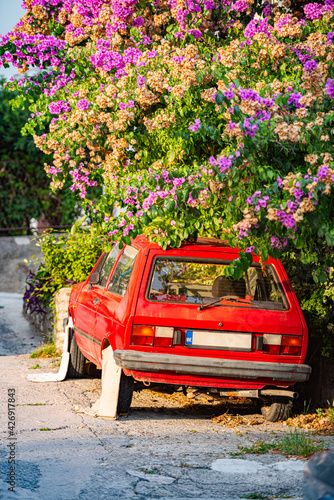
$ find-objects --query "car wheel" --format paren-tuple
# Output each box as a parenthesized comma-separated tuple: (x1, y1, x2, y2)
(117, 372, 134, 414)
(67, 327, 86, 378)
(261, 397, 293, 422)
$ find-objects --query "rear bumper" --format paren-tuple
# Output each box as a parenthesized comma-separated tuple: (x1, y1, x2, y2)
(113, 350, 312, 383)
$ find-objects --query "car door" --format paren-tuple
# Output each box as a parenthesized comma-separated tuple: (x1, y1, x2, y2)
(74, 245, 119, 362)
(94, 245, 138, 361)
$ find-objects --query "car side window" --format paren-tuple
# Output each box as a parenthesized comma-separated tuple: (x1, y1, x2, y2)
(108, 246, 138, 297)
(99, 244, 121, 288)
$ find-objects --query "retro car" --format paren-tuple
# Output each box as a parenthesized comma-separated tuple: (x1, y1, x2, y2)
(67, 235, 311, 421)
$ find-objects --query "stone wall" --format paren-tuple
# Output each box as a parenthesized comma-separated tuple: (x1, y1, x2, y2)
(53, 287, 72, 351)
(0, 236, 42, 293)
(23, 306, 52, 337)
(24, 287, 72, 352)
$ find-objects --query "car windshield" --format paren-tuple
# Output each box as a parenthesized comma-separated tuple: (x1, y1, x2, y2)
(147, 258, 287, 310)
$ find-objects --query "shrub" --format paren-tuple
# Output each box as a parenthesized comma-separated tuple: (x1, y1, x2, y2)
(24, 219, 109, 310)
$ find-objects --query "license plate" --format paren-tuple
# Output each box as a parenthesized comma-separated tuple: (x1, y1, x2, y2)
(185, 330, 252, 351)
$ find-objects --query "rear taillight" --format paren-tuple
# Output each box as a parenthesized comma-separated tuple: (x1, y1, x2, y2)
(280, 335, 303, 355)
(131, 325, 155, 346)
(131, 325, 179, 347)
(263, 334, 302, 356)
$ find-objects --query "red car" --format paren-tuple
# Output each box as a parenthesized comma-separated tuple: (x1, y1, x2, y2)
(67, 235, 311, 421)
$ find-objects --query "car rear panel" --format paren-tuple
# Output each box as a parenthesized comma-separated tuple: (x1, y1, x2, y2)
(123, 245, 308, 388)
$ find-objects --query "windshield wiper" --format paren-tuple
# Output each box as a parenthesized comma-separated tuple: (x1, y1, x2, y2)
(197, 297, 251, 312)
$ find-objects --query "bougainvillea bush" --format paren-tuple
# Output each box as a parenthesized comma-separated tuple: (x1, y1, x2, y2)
(1, 0, 334, 279)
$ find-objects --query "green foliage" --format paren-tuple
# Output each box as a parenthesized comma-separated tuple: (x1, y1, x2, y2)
(239, 430, 329, 458)
(4, 1, 334, 277)
(31, 223, 108, 307)
(30, 343, 60, 358)
(316, 407, 334, 424)
(278, 429, 329, 458)
(239, 441, 277, 455)
(240, 495, 267, 500)
(282, 253, 334, 356)
(0, 76, 80, 232)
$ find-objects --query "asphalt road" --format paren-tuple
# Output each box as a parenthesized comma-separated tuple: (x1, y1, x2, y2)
(0, 293, 333, 499)
(0, 293, 43, 356)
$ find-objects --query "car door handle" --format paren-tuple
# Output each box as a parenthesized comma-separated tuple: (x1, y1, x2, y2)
(93, 298, 100, 305)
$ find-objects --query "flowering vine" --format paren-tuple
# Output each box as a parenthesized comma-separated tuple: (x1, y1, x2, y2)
(1, 0, 334, 278)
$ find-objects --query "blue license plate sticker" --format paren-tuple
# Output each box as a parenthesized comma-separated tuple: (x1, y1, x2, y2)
(185, 330, 193, 345)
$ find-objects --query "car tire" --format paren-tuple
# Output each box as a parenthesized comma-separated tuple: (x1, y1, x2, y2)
(117, 372, 134, 414)
(261, 397, 293, 422)
(68, 327, 86, 378)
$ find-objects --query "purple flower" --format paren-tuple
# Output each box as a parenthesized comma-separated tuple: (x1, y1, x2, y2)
(287, 201, 297, 212)
(276, 210, 297, 229)
(223, 90, 235, 100)
(325, 79, 334, 99)
(271, 236, 282, 249)
(294, 188, 305, 202)
(209, 156, 216, 166)
(233, 0, 249, 11)
(132, 17, 144, 27)
(245, 246, 255, 253)
(242, 117, 259, 137)
(48, 100, 71, 114)
(318, 165, 328, 179)
(287, 92, 304, 109)
(304, 2, 325, 20)
(304, 60, 317, 72)
(76, 99, 90, 111)
(217, 156, 232, 173)
(189, 119, 201, 132)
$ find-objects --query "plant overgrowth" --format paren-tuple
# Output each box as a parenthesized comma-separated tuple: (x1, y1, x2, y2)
(1, 0, 334, 280)
(239, 429, 329, 458)
(30, 343, 61, 358)
(24, 218, 109, 314)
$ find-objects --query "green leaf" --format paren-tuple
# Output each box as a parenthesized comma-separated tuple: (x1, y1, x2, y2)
(183, 187, 191, 203)
(70, 215, 87, 236)
(260, 247, 268, 262)
(215, 92, 224, 105)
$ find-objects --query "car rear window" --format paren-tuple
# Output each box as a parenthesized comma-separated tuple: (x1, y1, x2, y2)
(147, 258, 288, 310)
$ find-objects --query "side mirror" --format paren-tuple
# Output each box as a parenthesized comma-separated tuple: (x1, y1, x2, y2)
(89, 272, 100, 287)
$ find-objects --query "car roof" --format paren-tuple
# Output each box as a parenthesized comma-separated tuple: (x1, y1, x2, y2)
(132, 235, 233, 252)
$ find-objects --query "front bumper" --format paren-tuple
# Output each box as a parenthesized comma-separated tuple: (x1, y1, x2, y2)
(113, 350, 312, 383)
